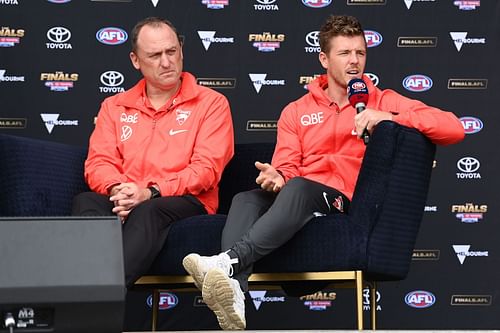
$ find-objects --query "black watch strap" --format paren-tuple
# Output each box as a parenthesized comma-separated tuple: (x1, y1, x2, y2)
(148, 186, 161, 199)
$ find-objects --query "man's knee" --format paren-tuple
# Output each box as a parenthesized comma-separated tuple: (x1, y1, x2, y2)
(281, 177, 312, 193)
(231, 189, 273, 207)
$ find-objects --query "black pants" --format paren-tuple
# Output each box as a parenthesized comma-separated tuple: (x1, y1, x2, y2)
(222, 177, 349, 291)
(72, 192, 206, 287)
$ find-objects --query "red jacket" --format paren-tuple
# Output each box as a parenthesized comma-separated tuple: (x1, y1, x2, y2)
(85, 72, 234, 214)
(272, 74, 465, 200)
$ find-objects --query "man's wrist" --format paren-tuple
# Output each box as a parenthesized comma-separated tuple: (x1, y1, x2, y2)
(148, 186, 161, 199)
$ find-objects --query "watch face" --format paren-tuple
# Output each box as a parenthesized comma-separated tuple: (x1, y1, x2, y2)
(149, 187, 160, 199)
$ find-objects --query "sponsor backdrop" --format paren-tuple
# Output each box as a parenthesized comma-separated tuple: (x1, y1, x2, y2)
(1, 0, 499, 330)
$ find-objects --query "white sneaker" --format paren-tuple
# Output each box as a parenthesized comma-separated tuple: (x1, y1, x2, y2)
(182, 252, 236, 290)
(202, 267, 246, 330)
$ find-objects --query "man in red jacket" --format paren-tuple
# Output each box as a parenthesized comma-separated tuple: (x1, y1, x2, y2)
(183, 14, 464, 330)
(72, 17, 234, 288)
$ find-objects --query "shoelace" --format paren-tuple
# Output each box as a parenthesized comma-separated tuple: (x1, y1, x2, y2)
(217, 253, 238, 277)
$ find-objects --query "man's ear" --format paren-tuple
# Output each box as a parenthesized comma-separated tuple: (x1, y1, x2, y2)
(129, 51, 140, 70)
(318, 51, 328, 70)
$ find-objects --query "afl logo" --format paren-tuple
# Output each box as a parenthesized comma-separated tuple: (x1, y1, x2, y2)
(364, 30, 383, 48)
(302, 0, 332, 8)
(403, 74, 433, 92)
(405, 291, 436, 308)
(146, 292, 178, 310)
(96, 27, 128, 45)
(47, 0, 72, 3)
(460, 116, 483, 134)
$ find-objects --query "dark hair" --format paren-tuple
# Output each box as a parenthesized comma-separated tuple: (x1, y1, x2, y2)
(130, 17, 181, 52)
(319, 15, 364, 53)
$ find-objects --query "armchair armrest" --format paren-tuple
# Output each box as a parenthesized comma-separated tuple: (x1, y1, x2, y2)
(349, 121, 436, 280)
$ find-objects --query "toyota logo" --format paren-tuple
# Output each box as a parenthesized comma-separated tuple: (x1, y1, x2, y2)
(457, 157, 480, 173)
(365, 72, 379, 86)
(47, 27, 71, 43)
(305, 31, 320, 47)
(100, 71, 124, 87)
(256, 0, 276, 3)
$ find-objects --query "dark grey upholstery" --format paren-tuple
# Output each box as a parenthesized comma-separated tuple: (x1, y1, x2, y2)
(0, 121, 435, 282)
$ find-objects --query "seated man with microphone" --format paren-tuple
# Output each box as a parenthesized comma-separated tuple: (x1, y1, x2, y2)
(182, 14, 465, 330)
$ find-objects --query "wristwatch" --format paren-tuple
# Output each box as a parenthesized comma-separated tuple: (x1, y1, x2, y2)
(148, 186, 161, 199)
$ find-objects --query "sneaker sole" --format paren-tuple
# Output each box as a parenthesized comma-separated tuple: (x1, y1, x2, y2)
(182, 254, 204, 290)
(202, 268, 246, 330)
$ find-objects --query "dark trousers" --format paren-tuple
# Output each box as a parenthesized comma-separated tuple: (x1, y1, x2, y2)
(222, 177, 349, 291)
(72, 192, 206, 287)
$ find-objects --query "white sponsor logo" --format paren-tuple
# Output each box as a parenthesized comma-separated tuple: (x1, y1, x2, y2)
(100, 70, 125, 93)
(46, 26, 72, 49)
(0, 0, 19, 4)
(457, 157, 480, 173)
(40, 113, 78, 134)
(363, 288, 382, 311)
(300, 112, 323, 126)
(248, 73, 285, 93)
(456, 156, 481, 179)
(404, 0, 435, 10)
(365, 72, 379, 86)
(100, 71, 124, 87)
(248, 290, 285, 310)
(255, 0, 279, 10)
(150, 0, 159, 6)
(121, 125, 132, 141)
(453, 245, 488, 264)
(304, 31, 320, 53)
(0, 69, 24, 82)
(197, 31, 234, 50)
(120, 113, 138, 124)
(169, 129, 188, 136)
(449, 32, 485, 52)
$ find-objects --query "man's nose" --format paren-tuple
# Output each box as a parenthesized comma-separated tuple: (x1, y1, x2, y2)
(348, 52, 360, 64)
(160, 53, 170, 67)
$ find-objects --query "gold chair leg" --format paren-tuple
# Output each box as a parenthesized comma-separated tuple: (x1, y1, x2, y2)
(152, 289, 159, 332)
(355, 270, 364, 330)
(370, 281, 377, 330)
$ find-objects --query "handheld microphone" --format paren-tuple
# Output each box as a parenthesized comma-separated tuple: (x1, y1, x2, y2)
(347, 78, 370, 145)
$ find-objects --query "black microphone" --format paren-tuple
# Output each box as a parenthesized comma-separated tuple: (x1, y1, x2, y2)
(347, 78, 370, 145)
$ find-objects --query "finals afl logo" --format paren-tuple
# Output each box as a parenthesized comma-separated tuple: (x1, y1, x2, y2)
(302, 0, 332, 8)
(403, 74, 432, 92)
(96, 27, 128, 45)
(405, 291, 436, 308)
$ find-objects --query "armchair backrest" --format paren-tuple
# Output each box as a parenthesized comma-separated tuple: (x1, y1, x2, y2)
(349, 121, 436, 280)
(217, 142, 275, 214)
(0, 134, 89, 216)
